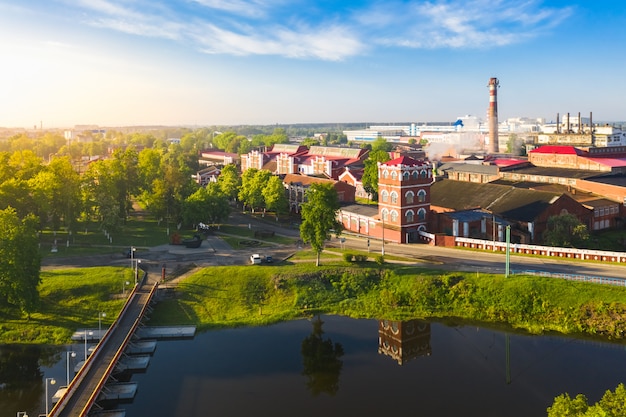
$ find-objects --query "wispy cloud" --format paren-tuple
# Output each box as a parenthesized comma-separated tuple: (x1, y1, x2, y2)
(66, 0, 572, 60)
(365, 0, 573, 49)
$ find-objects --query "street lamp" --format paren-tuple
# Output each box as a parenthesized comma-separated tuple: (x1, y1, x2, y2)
(45, 377, 56, 416)
(98, 311, 106, 337)
(66, 350, 76, 386)
(84, 330, 93, 361)
(130, 246, 136, 283)
(135, 260, 141, 284)
(122, 280, 130, 295)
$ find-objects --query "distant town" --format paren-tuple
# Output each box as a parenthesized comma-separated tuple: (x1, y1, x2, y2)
(3, 78, 626, 252)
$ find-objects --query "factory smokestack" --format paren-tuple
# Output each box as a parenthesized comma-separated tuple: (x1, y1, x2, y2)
(488, 77, 499, 153)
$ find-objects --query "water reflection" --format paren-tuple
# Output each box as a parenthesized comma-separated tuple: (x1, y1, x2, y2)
(378, 319, 431, 365)
(301, 315, 344, 396)
(0, 344, 63, 416)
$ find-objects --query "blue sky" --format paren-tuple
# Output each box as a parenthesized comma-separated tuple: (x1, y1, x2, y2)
(1, 0, 625, 128)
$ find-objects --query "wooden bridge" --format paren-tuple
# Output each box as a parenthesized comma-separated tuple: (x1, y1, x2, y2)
(48, 272, 192, 417)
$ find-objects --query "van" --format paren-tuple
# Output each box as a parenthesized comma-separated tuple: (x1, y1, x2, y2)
(250, 254, 262, 264)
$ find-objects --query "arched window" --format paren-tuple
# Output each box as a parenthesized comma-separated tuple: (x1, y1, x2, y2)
(381, 190, 389, 202)
(403, 171, 410, 181)
(391, 170, 398, 180)
(406, 210, 414, 223)
(412, 171, 419, 179)
(418, 208, 426, 221)
(382, 209, 389, 222)
(405, 191, 414, 204)
(382, 170, 389, 179)
(418, 189, 427, 203)
(390, 210, 398, 222)
(420, 169, 428, 178)
(390, 191, 398, 204)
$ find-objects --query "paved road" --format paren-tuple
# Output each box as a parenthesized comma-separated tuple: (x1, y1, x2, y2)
(41, 211, 626, 280)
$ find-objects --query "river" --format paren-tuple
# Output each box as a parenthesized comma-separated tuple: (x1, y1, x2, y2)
(4, 316, 626, 417)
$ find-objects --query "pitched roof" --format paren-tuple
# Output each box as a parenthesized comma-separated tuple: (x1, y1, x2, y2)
(283, 173, 337, 186)
(383, 155, 427, 167)
(431, 180, 562, 222)
(529, 145, 583, 155)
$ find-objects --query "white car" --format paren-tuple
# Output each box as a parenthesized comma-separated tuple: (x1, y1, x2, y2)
(250, 254, 262, 264)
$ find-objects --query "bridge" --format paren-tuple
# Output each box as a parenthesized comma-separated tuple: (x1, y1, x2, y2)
(48, 272, 181, 417)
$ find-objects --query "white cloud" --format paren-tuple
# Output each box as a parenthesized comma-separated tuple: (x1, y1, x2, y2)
(357, 0, 572, 49)
(64, 0, 572, 59)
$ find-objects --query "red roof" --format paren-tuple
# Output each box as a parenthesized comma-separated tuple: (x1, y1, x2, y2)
(383, 155, 426, 167)
(492, 158, 527, 167)
(529, 146, 582, 155)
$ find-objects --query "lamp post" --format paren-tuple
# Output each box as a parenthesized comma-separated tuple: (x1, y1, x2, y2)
(381, 216, 385, 256)
(98, 312, 106, 337)
(84, 330, 93, 361)
(66, 350, 76, 386)
(122, 280, 130, 295)
(130, 246, 136, 283)
(135, 260, 141, 284)
(45, 377, 56, 416)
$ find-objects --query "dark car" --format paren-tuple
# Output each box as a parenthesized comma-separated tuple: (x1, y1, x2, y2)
(264, 256, 273, 263)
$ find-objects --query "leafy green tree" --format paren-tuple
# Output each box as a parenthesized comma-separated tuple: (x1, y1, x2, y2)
(543, 213, 589, 247)
(183, 183, 230, 226)
(547, 383, 626, 416)
(262, 175, 288, 219)
(0, 208, 41, 318)
(239, 169, 272, 212)
(300, 183, 343, 266)
(361, 149, 390, 201)
(217, 164, 241, 201)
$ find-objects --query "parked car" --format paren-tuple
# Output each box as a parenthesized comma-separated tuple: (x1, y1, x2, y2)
(250, 254, 262, 264)
(264, 255, 273, 263)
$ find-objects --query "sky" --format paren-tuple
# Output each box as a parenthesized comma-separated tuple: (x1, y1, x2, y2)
(1, 0, 625, 128)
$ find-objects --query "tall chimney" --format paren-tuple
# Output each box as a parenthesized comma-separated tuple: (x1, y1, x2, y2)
(578, 112, 581, 133)
(566, 113, 570, 133)
(488, 77, 499, 153)
(556, 113, 560, 133)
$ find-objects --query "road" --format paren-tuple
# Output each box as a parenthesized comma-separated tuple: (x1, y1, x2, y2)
(42, 211, 626, 280)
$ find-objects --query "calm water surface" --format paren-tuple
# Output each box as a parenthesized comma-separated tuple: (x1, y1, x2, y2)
(4, 316, 626, 417)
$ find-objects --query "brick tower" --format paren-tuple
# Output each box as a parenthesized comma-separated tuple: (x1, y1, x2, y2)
(377, 156, 432, 243)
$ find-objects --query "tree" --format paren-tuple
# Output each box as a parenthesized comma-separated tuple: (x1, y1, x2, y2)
(262, 175, 288, 219)
(239, 169, 271, 212)
(217, 164, 241, 201)
(543, 213, 589, 247)
(0, 208, 41, 318)
(361, 149, 390, 201)
(300, 183, 343, 266)
(182, 183, 230, 227)
(547, 383, 626, 416)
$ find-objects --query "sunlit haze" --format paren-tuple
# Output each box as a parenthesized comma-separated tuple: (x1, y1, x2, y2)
(1, 0, 625, 128)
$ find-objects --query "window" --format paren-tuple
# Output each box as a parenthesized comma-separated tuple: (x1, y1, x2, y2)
(412, 171, 419, 179)
(381, 190, 389, 202)
(420, 169, 428, 178)
(405, 191, 414, 204)
(382, 209, 389, 221)
(391, 170, 398, 180)
(417, 208, 426, 221)
(390, 210, 398, 222)
(403, 171, 410, 181)
(390, 191, 398, 204)
(418, 189, 427, 203)
(382, 170, 389, 179)
(406, 210, 414, 223)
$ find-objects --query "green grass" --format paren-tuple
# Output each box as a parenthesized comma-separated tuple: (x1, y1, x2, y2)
(149, 259, 626, 340)
(0, 266, 130, 344)
(38, 218, 198, 257)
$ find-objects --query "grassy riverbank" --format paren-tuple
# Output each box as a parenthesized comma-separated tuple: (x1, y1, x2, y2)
(4, 258, 626, 345)
(150, 259, 626, 340)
